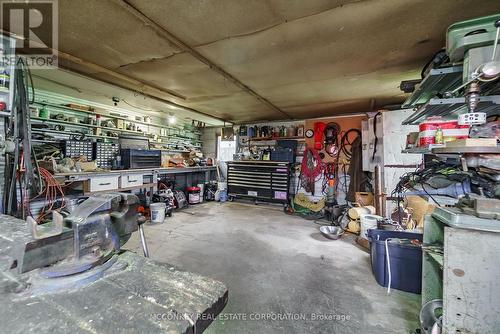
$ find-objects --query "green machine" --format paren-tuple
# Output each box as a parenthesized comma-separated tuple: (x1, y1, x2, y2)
(447, 14, 500, 64)
(402, 14, 500, 126)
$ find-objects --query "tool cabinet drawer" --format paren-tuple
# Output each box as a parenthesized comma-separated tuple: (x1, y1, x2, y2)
(120, 173, 144, 188)
(86, 175, 119, 192)
(227, 161, 290, 204)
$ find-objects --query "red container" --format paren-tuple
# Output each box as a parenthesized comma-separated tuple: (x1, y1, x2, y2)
(419, 117, 469, 147)
(186, 186, 201, 204)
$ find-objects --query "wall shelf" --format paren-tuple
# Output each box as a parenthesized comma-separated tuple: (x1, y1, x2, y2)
(32, 128, 119, 141)
(33, 101, 173, 129)
(31, 116, 148, 135)
(32, 101, 202, 137)
(31, 98, 203, 149)
(247, 136, 305, 141)
(432, 145, 500, 154)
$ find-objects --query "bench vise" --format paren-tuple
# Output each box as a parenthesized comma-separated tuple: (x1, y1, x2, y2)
(0, 192, 139, 297)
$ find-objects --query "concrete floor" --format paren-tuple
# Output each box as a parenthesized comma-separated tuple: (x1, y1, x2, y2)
(124, 202, 420, 334)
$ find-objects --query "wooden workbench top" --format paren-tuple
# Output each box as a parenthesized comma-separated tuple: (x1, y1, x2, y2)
(55, 166, 216, 177)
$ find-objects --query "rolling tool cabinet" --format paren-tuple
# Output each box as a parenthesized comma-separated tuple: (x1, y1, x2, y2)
(227, 161, 291, 205)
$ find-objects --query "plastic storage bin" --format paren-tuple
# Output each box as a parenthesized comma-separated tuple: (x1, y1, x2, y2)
(367, 229, 423, 294)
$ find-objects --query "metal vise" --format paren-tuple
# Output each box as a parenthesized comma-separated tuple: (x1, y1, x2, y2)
(0, 193, 139, 296)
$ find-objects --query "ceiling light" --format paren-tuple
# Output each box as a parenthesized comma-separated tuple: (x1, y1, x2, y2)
(168, 113, 176, 125)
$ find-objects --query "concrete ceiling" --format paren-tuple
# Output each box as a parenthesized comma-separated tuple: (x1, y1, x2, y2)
(37, 1, 500, 123)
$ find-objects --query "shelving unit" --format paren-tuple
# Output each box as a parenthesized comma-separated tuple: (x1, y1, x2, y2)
(30, 98, 203, 151)
(33, 101, 174, 129)
(31, 116, 148, 136)
(248, 135, 305, 141)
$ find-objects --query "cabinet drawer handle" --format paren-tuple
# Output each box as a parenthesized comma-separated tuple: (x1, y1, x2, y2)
(128, 180, 138, 183)
(99, 182, 111, 186)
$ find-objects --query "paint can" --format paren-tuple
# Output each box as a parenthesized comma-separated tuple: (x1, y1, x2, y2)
(150, 202, 166, 223)
(360, 214, 382, 240)
(187, 186, 201, 204)
(197, 183, 204, 203)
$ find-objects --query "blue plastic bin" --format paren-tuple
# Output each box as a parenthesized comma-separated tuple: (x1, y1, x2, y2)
(367, 229, 423, 294)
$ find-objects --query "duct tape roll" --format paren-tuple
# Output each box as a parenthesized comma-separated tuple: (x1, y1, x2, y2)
(348, 206, 376, 220)
(360, 214, 383, 240)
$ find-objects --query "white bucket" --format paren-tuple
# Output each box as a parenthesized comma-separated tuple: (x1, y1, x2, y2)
(188, 192, 200, 204)
(217, 181, 227, 190)
(360, 214, 382, 240)
(150, 202, 166, 223)
(197, 183, 204, 203)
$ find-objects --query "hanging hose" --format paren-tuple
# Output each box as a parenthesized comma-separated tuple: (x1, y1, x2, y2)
(300, 148, 324, 194)
(385, 238, 393, 294)
(339, 129, 361, 159)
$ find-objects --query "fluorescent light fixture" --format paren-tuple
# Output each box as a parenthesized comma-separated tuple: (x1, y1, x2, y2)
(168, 113, 176, 125)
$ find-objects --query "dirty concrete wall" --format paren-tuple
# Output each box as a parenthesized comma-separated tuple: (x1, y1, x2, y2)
(381, 109, 420, 216)
(201, 127, 221, 159)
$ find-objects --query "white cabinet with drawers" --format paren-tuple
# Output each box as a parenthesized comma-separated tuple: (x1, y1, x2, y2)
(120, 173, 144, 188)
(85, 175, 120, 193)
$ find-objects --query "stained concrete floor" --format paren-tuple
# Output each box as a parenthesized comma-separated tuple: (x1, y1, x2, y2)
(124, 202, 420, 334)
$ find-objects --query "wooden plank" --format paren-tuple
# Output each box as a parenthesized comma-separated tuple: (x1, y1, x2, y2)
(445, 138, 497, 147)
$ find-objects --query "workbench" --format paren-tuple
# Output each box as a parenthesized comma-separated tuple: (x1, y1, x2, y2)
(422, 207, 500, 333)
(55, 166, 217, 196)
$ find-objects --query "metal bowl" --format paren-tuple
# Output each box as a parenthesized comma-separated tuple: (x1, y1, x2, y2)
(319, 226, 344, 240)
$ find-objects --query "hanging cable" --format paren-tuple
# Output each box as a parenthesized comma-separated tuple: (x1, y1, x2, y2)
(339, 129, 361, 159)
(324, 122, 341, 157)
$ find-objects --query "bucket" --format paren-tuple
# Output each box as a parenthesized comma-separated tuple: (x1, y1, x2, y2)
(219, 189, 228, 202)
(197, 183, 204, 203)
(187, 186, 201, 204)
(360, 214, 382, 239)
(217, 181, 227, 191)
(348, 206, 376, 220)
(150, 202, 166, 223)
